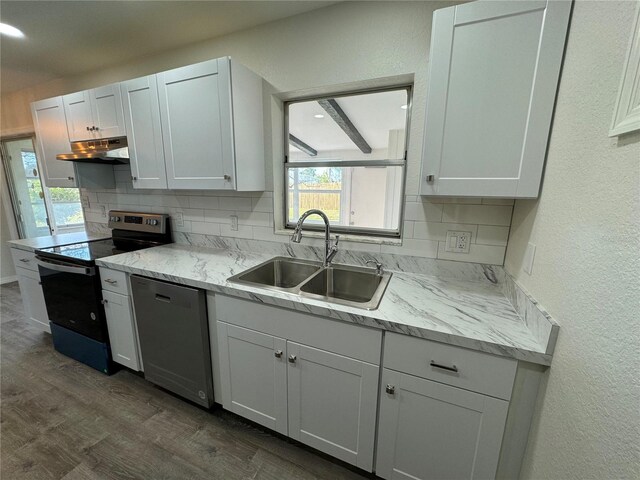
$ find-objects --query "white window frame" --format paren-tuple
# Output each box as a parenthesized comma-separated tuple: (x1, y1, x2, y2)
(284, 85, 411, 238)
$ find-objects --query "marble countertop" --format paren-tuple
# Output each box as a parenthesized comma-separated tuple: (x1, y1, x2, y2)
(8, 232, 110, 252)
(97, 243, 552, 365)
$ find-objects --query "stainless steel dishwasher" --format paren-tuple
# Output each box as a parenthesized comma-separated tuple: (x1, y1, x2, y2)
(130, 275, 213, 407)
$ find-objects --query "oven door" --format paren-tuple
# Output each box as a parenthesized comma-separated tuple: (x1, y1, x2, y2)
(35, 256, 108, 343)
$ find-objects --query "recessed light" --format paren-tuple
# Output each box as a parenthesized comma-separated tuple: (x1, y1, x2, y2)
(400, 104, 408, 110)
(314, 114, 325, 119)
(0, 22, 25, 38)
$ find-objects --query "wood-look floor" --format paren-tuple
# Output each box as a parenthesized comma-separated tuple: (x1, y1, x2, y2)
(0, 282, 370, 480)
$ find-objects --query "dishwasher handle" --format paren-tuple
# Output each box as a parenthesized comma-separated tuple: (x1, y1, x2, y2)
(155, 294, 171, 303)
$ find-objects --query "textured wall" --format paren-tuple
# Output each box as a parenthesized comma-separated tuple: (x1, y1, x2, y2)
(505, 1, 640, 478)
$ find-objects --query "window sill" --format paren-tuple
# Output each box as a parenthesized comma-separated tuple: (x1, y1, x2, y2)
(273, 229, 402, 246)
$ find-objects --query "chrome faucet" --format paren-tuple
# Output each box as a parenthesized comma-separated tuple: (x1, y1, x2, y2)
(291, 209, 340, 267)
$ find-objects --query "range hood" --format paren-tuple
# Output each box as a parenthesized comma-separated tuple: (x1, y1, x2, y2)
(57, 137, 129, 164)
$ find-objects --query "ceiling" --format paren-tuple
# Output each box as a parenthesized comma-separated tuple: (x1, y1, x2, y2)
(0, 1, 336, 94)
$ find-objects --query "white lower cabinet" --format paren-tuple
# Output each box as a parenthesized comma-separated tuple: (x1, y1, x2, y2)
(217, 322, 288, 435)
(287, 341, 379, 470)
(11, 248, 50, 333)
(216, 295, 382, 471)
(375, 368, 509, 480)
(15, 266, 50, 333)
(102, 289, 141, 371)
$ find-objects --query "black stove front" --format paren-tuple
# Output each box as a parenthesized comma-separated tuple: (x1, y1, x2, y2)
(35, 211, 171, 372)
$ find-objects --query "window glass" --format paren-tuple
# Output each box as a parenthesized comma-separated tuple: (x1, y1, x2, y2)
(285, 87, 409, 236)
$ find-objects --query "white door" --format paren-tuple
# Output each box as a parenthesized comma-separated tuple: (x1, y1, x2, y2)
(63, 90, 95, 141)
(217, 322, 288, 435)
(15, 267, 50, 333)
(121, 75, 168, 189)
(90, 83, 126, 139)
(376, 369, 509, 480)
(102, 290, 141, 371)
(420, 0, 571, 198)
(157, 58, 235, 190)
(31, 97, 77, 188)
(287, 341, 379, 471)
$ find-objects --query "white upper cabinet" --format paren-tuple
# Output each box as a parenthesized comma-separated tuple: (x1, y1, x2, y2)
(31, 96, 77, 188)
(156, 57, 265, 191)
(420, 0, 571, 198)
(63, 83, 126, 141)
(121, 75, 168, 189)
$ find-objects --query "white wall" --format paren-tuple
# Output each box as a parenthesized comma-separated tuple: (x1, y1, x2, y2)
(1, 166, 18, 283)
(1, 1, 513, 265)
(504, 1, 640, 478)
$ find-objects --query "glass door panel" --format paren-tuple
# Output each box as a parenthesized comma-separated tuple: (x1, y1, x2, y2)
(2, 138, 51, 237)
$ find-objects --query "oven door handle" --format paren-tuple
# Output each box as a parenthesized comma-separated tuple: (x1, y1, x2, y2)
(35, 257, 96, 276)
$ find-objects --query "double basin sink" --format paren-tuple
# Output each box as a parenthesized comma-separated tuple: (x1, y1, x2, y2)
(228, 257, 392, 310)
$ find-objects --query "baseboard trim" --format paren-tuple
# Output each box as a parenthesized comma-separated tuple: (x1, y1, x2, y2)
(0, 275, 18, 285)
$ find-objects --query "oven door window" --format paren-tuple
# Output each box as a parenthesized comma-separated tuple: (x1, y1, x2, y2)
(38, 264, 108, 343)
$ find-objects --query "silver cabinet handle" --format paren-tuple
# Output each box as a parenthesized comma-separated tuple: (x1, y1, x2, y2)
(68, 176, 74, 181)
(100, 299, 108, 304)
(223, 174, 231, 181)
(430, 360, 458, 373)
(131, 176, 137, 181)
(86, 126, 91, 131)
(288, 354, 297, 364)
(19, 258, 30, 263)
(274, 350, 283, 358)
(426, 174, 435, 183)
(104, 279, 118, 285)
(385, 384, 395, 395)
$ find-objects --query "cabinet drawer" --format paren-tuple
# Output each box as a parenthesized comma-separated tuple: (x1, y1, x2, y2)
(99, 267, 128, 295)
(384, 332, 516, 400)
(11, 248, 38, 272)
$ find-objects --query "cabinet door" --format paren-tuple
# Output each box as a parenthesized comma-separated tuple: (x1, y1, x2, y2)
(15, 266, 50, 333)
(420, 0, 571, 198)
(376, 369, 509, 480)
(217, 322, 287, 435)
(90, 83, 126, 139)
(31, 97, 77, 188)
(121, 75, 168, 189)
(157, 58, 235, 190)
(63, 90, 95, 141)
(102, 290, 141, 371)
(287, 342, 379, 471)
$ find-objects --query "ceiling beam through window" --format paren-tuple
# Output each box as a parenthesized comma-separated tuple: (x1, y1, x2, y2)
(288, 134, 317, 157)
(317, 99, 372, 154)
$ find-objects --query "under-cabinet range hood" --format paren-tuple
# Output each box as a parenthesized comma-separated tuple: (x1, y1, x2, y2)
(57, 137, 129, 164)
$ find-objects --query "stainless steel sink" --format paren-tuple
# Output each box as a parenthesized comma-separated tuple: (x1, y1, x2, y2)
(228, 257, 322, 292)
(228, 256, 392, 310)
(299, 264, 392, 310)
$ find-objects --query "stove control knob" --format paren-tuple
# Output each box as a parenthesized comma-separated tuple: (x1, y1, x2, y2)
(150, 219, 158, 226)
(110, 216, 121, 222)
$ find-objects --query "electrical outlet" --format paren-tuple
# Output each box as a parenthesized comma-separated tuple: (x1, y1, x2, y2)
(81, 195, 90, 208)
(174, 212, 184, 228)
(445, 230, 472, 253)
(100, 205, 107, 218)
(230, 215, 239, 231)
(523, 242, 536, 275)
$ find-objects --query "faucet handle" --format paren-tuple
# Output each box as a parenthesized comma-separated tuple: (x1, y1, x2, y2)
(333, 234, 340, 246)
(366, 259, 384, 275)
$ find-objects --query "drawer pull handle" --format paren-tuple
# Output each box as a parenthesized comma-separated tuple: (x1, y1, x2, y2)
(19, 258, 30, 262)
(385, 384, 395, 395)
(288, 354, 297, 364)
(105, 279, 118, 284)
(274, 350, 283, 358)
(430, 360, 458, 373)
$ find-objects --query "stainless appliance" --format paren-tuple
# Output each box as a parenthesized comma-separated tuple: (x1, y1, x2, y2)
(56, 136, 129, 164)
(130, 276, 213, 408)
(35, 211, 171, 373)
